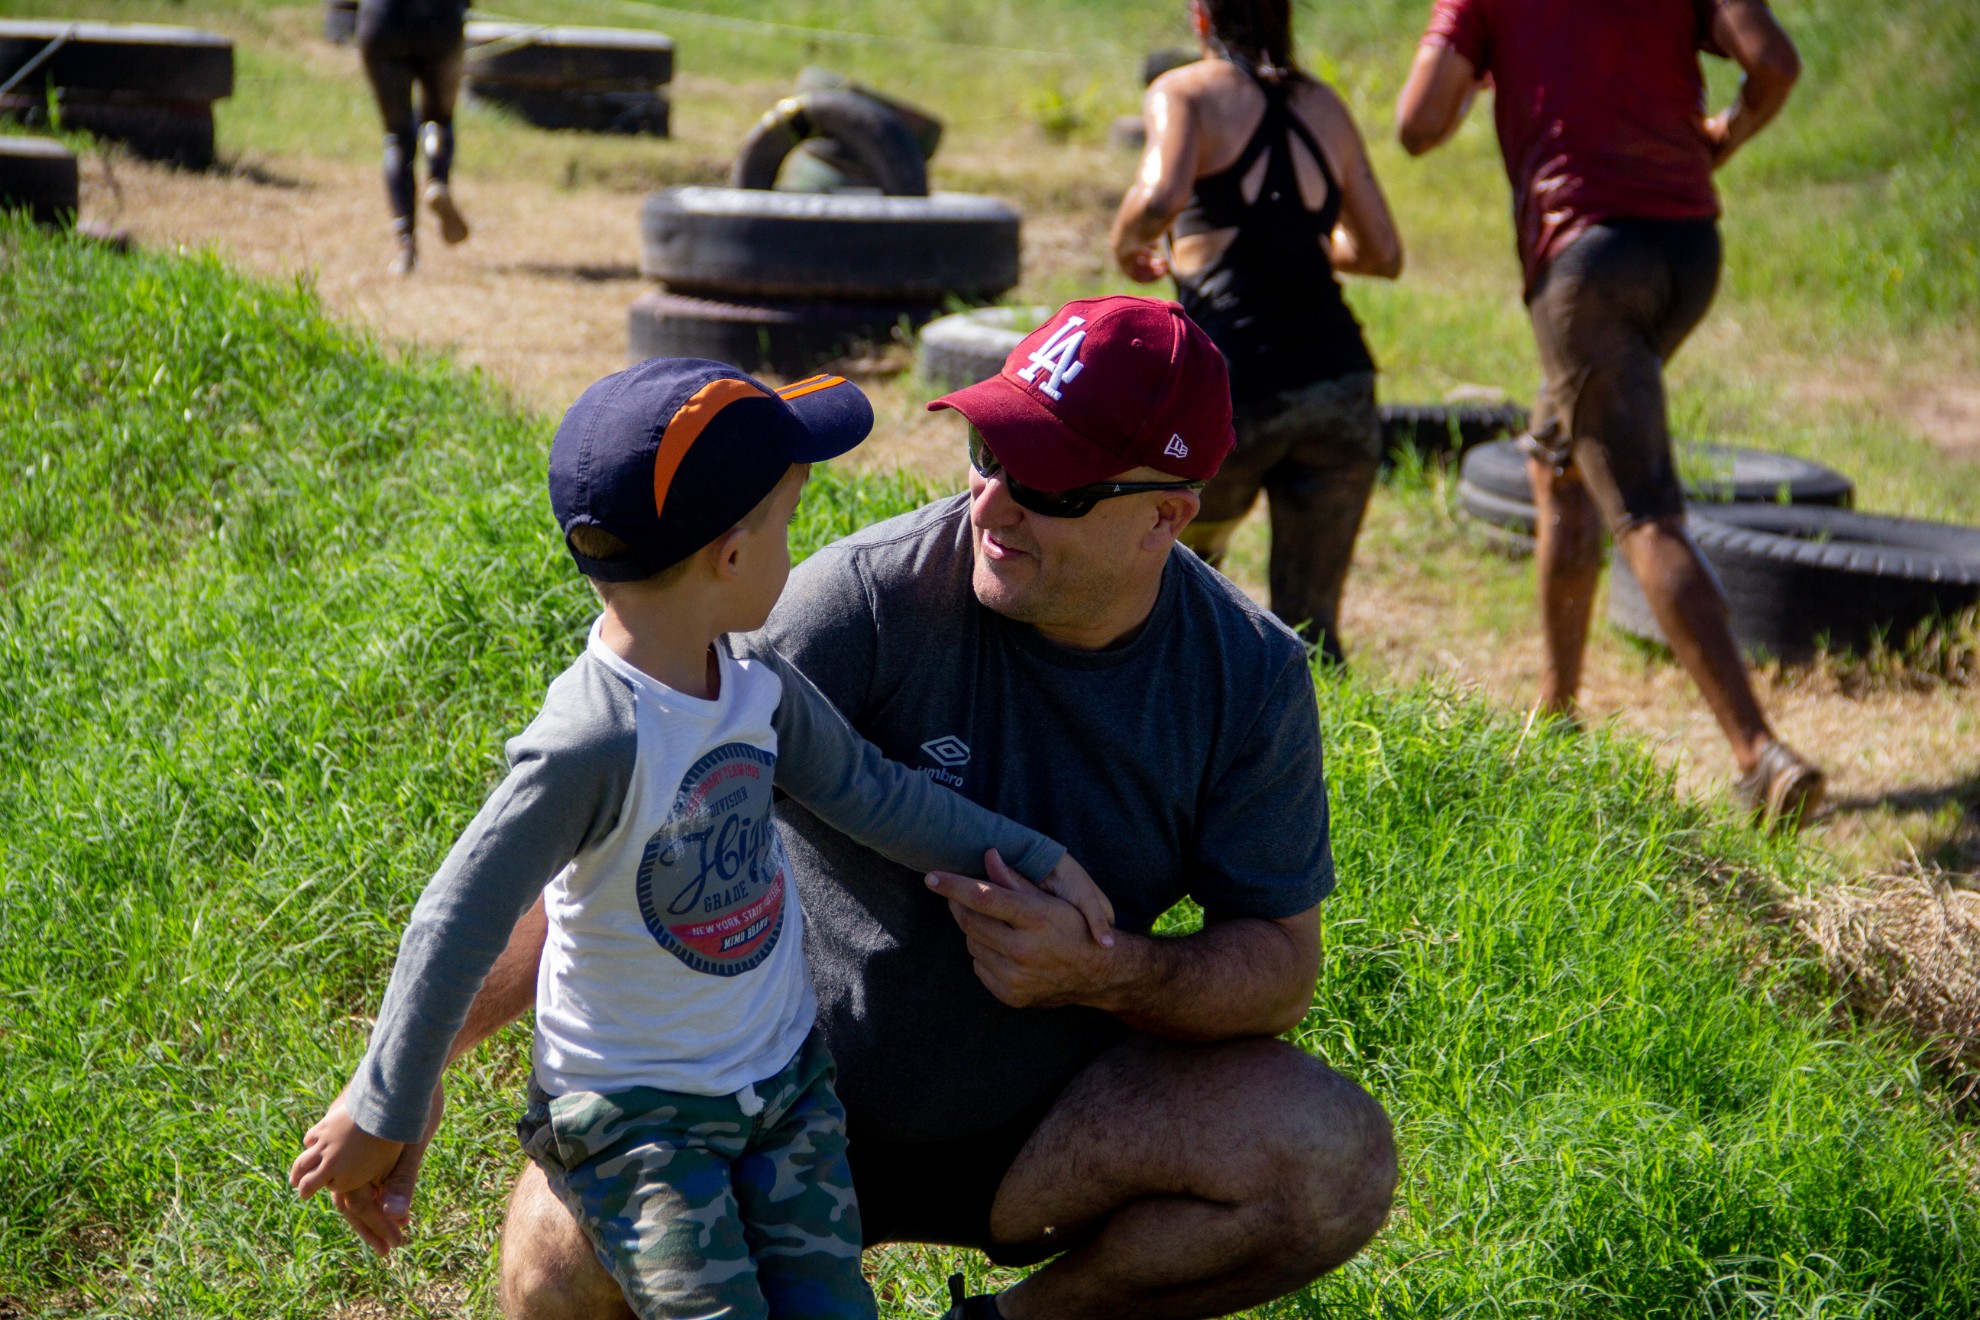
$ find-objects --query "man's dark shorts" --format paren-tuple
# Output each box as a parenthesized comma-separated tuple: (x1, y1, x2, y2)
(848, 1088, 1067, 1269)
(1524, 218, 1721, 533)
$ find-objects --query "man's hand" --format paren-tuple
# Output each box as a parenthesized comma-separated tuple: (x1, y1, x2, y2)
(290, 1101, 405, 1203)
(926, 851, 1122, 1009)
(1035, 851, 1115, 946)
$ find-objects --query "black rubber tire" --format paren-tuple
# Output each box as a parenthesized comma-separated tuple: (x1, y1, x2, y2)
(1455, 478, 1541, 557)
(1608, 504, 1980, 660)
(640, 186, 1020, 303)
(790, 68, 942, 179)
(916, 305, 1051, 393)
(731, 90, 928, 197)
(463, 23, 673, 89)
(1460, 437, 1854, 508)
(0, 136, 77, 225)
(0, 20, 233, 102)
(1, 93, 216, 169)
(468, 81, 668, 135)
(1380, 402, 1528, 463)
(323, 0, 357, 45)
(629, 289, 936, 379)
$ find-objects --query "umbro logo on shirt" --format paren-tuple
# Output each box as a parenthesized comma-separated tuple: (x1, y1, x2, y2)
(921, 736, 971, 767)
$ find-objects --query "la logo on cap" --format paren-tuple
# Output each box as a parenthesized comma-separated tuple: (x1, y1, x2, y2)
(1016, 315, 1088, 401)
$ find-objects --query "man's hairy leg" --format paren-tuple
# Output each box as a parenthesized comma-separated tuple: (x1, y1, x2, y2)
(988, 1036, 1395, 1320)
(499, 1162, 634, 1320)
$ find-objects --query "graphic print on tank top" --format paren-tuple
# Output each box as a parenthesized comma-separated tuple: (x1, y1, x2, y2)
(634, 742, 785, 976)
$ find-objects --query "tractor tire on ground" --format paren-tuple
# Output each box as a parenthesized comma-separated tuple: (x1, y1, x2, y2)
(628, 289, 935, 379)
(916, 305, 1051, 393)
(1, 93, 216, 169)
(1454, 478, 1542, 558)
(1380, 402, 1528, 463)
(1608, 504, 1980, 660)
(1457, 438, 1856, 554)
(0, 21, 233, 102)
(787, 68, 941, 192)
(640, 186, 1020, 303)
(463, 23, 673, 89)
(0, 137, 77, 225)
(468, 81, 667, 135)
(323, 0, 357, 45)
(731, 89, 927, 197)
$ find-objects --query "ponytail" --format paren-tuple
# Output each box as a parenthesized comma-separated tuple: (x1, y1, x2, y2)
(1201, 0, 1299, 83)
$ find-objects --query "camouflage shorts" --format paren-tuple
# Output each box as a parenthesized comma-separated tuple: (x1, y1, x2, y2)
(518, 1030, 872, 1320)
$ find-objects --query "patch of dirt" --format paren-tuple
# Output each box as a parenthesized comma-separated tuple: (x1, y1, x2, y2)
(1911, 384, 1980, 464)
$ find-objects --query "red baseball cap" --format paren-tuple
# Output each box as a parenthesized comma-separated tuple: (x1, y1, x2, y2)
(927, 296, 1235, 489)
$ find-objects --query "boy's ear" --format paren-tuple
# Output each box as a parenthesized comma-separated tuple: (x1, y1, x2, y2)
(710, 526, 749, 580)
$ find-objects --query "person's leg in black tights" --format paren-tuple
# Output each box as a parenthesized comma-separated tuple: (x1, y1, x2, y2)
(415, 41, 470, 244)
(359, 46, 420, 272)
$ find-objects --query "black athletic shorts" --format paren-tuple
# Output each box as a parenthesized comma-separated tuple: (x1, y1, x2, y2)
(847, 1089, 1066, 1268)
(1525, 217, 1721, 533)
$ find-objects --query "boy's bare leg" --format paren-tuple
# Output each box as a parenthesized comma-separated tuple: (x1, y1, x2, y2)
(1613, 514, 1770, 772)
(500, 1164, 633, 1320)
(1530, 454, 1603, 717)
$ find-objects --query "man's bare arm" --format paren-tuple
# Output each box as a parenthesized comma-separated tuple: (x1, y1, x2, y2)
(1705, 0, 1800, 166)
(928, 855, 1320, 1040)
(446, 893, 548, 1062)
(1396, 42, 1480, 156)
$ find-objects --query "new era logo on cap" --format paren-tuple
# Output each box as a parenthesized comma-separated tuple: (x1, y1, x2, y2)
(926, 296, 1234, 490)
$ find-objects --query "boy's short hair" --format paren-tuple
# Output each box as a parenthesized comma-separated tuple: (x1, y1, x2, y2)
(567, 524, 692, 587)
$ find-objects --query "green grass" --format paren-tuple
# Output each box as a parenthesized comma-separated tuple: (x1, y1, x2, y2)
(6, 225, 1980, 1317)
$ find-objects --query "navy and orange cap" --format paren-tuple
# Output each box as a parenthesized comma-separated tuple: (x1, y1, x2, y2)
(549, 357, 872, 580)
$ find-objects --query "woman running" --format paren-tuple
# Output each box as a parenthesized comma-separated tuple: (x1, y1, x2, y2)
(1110, 0, 1401, 662)
(356, 0, 471, 275)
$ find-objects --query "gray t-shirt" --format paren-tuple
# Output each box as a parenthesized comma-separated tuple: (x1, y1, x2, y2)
(733, 495, 1334, 1143)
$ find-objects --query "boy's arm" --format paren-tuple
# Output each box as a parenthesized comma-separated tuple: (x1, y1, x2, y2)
(342, 661, 636, 1144)
(758, 647, 1065, 883)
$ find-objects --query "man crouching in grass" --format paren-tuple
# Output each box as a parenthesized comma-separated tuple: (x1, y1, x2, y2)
(327, 299, 1396, 1320)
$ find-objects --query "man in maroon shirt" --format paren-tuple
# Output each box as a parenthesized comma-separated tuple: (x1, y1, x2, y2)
(1396, 0, 1821, 828)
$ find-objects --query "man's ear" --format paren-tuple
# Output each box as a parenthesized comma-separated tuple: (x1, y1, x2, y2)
(709, 526, 749, 581)
(1146, 490, 1201, 549)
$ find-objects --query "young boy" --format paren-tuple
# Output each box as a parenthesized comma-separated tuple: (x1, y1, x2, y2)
(288, 358, 1113, 1319)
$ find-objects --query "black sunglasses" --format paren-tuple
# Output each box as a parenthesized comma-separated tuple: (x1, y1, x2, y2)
(967, 429, 1205, 519)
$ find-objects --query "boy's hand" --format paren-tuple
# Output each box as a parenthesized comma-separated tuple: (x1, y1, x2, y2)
(289, 1101, 405, 1203)
(962, 849, 1115, 946)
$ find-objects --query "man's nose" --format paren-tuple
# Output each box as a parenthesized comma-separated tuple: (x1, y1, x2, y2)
(969, 472, 1024, 528)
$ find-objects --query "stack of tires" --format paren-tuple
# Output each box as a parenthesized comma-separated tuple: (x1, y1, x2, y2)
(632, 85, 1021, 378)
(464, 23, 672, 136)
(0, 21, 233, 169)
(0, 136, 77, 226)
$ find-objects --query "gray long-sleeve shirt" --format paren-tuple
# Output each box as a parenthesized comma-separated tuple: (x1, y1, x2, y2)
(346, 622, 1063, 1143)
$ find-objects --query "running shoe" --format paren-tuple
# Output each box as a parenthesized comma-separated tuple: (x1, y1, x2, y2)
(424, 182, 470, 245)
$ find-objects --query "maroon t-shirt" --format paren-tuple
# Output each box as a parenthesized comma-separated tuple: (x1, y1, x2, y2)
(1424, 0, 1726, 291)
